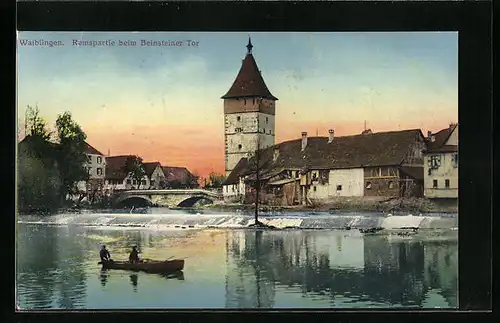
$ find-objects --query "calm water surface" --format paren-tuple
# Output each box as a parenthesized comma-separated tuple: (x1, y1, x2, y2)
(16, 219, 458, 309)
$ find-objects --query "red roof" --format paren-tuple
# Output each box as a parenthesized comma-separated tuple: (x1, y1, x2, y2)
(223, 158, 248, 185)
(84, 142, 104, 156)
(234, 129, 426, 181)
(426, 124, 458, 153)
(221, 40, 278, 100)
(105, 155, 134, 180)
(161, 166, 195, 184)
(143, 162, 162, 178)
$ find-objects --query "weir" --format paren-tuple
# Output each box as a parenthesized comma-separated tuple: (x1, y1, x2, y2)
(17, 211, 458, 230)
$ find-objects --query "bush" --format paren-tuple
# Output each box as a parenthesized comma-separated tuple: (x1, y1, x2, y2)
(18, 151, 62, 214)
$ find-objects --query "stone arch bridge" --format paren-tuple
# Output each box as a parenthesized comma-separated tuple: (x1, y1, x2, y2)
(113, 189, 223, 208)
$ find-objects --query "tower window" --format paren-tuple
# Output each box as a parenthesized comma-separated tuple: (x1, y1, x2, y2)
(237, 116, 241, 121)
(238, 144, 242, 149)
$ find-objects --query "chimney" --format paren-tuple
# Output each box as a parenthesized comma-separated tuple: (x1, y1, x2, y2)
(328, 129, 335, 143)
(273, 147, 279, 162)
(301, 132, 308, 151)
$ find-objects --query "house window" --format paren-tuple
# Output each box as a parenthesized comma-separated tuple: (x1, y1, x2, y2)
(87, 167, 92, 175)
(87, 155, 92, 163)
(388, 181, 395, 189)
(238, 144, 242, 149)
(266, 117, 269, 124)
(151, 180, 155, 186)
(337, 185, 342, 191)
(433, 180, 438, 188)
(269, 130, 272, 134)
(235, 127, 243, 133)
(263, 128, 265, 133)
(127, 179, 131, 185)
(453, 153, 458, 168)
(428, 155, 441, 169)
(141, 180, 146, 185)
(237, 116, 241, 121)
(97, 156, 102, 164)
(96, 168, 103, 176)
(445, 179, 450, 188)
(133, 180, 137, 185)
(313, 186, 317, 192)
(366, 182, 372, 189)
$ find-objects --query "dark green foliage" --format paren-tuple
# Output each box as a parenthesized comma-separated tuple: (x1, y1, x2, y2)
(122, 156, 146, 189)
(54, 112, 88, 199)
(17, 145, 62, 213)
(17, 107, 88, 214)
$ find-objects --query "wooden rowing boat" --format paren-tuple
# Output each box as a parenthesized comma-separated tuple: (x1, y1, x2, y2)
(98, 259, 184, 273)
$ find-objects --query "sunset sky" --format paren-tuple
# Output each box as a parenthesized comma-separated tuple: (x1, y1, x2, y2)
(17, 32, 458, 178)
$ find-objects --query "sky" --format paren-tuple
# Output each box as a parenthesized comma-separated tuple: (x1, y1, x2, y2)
(17, 32, 458, 178)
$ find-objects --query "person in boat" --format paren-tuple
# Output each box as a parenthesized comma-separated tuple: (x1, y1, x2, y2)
(100, 245, 111, 262)
(129, 246, 140, 263)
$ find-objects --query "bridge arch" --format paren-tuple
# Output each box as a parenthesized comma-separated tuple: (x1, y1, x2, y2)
(177, 196, 215, 208)
(115, 195, 153, 208)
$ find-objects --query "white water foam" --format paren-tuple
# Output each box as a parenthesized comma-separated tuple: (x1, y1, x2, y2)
(18, 212, 457, 230)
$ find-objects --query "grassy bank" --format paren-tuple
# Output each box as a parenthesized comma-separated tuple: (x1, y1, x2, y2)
(206, 197, 458, 214)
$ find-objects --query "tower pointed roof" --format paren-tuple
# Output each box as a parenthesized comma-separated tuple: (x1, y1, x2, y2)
(221, 38, 278, 101)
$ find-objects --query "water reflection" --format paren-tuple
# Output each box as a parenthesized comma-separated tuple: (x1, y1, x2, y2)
(225, 230, 458, 308)
(17, 224, 457, 309)
(129, 274, 138, 292)
(17, 225, 89, 309)
(99, 269, 108, 287)
(161, 271, 185, 281)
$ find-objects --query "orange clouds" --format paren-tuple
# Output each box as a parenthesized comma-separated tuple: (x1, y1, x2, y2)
(82, 117, 456, 180)
(84, 124, 225, 179)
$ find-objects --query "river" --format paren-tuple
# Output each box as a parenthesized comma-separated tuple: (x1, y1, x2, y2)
(16, 208, 458, 309)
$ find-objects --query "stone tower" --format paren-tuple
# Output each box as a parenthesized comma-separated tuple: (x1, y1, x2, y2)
(221, 38, 278, 177)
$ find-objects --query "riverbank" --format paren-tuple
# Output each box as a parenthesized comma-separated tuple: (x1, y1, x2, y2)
(206, 197, 458, 214)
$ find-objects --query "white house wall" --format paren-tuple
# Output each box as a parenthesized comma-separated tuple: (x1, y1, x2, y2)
(423, 152, 458, 198)
(446, 127, 458, 146)
(77, 153, 106, 192)
(223, 179, 246, 199)
(150, 166, 166, 189)
(328, 168, 364, 197)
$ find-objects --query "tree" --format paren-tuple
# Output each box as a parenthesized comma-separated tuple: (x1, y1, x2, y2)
(207, 172, 225, 188)
(246, 136, 270, 226)
(18, 144, 62, 213)
(18, 105, 63, 213)
(54, 112, 88, 202)
(122, 156, 146, 189)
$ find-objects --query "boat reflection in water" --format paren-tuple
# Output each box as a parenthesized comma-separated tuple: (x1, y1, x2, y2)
(161, 271, 185, 281)
(129, 274, 138, 292)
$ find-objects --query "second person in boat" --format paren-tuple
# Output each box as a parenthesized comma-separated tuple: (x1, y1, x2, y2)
(129, 246, 140, 263)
